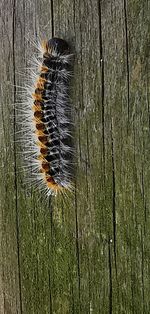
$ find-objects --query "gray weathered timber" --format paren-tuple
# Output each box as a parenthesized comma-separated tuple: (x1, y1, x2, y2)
(0, 0, 150, 313)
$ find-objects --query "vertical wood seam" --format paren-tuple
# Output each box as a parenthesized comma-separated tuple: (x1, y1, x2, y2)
(108, 240, 112, 314)
(75, 185, 81, 311)
(12, 1, 22, 312)
(123, 0, 130, 121)
(48, 204, 53, 314)
(51, 0, 54, 37)
(97, 0, 105, 176)
(111, 121, 117, 277)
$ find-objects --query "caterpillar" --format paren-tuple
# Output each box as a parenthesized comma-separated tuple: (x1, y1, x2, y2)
(22, 38, 74, 196)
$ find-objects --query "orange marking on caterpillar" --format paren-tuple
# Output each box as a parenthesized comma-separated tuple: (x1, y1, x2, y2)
(35, 129, 47, 137)
(40, 65, 49, 73)
(32, 104, 42, 112)
(42, 41, 52, 55)
(32, 93, 43, 101)
(34, 100, 42, 106)
(46, 176, 63, 192)
(38, 135, 48, 144)
(36, 141, 47, 148)
(36, 77, 46, 89)
(37, 154, 46, 161)
(35, 123, 45, 131)
(34, 111, 43, 119)
(33, 118, 43, 125)
(40, 147, 48, 156)
(41, 161, 49, 172)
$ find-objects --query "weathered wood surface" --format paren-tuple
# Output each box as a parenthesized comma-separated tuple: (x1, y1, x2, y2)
(0, 0, 149, 313)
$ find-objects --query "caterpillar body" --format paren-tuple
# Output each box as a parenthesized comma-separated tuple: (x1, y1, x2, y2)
(24, 38, 74, 196)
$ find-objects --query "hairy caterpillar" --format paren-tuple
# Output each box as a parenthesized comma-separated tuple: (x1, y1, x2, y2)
(22, 38, 74, 196)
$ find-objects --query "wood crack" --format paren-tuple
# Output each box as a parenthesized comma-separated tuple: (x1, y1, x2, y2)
(51, 0, 54, 37)
(12, 0, 22, 312)
(111, 121, 117, 276)
(123, 0, 130, 121)
(48, 203, 53, 314)
(98, 0, 105, 178)
(108, 240, 112, 314)
(75, 185, 81, 311)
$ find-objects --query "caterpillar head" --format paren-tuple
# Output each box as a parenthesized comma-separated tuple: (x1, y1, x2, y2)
(43, 38, 70, 56)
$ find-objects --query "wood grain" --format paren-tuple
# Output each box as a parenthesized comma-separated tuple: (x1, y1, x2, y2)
(0, 0, 149, 313)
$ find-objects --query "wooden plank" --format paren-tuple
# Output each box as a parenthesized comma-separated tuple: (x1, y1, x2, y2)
(0, 0, 149, 313)
(0, 0, 22, 312)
